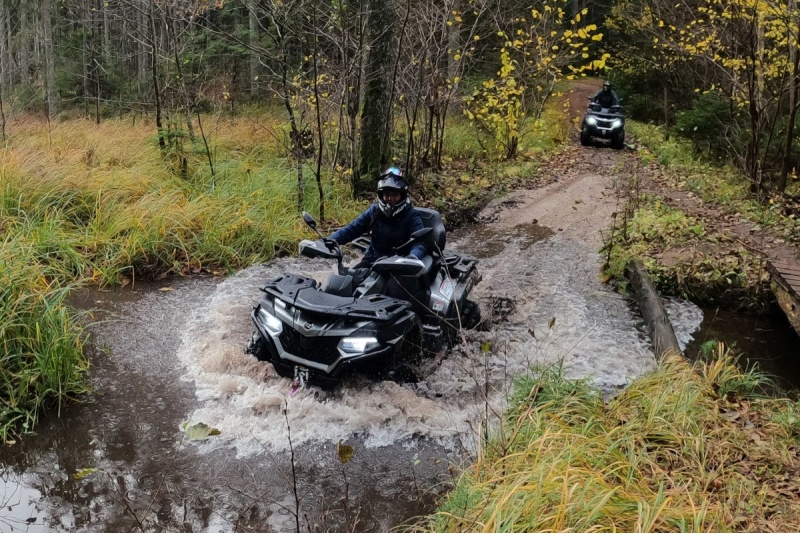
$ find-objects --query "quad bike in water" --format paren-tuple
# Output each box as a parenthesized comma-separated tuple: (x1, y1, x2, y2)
(580, 97, 625, 149)
(245, 208, 481, 389)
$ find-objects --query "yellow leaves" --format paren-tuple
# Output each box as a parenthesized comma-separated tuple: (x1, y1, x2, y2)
(454, 53, 462, 61)
(592, 33, 603, 41)
(474, 35, 480, 41)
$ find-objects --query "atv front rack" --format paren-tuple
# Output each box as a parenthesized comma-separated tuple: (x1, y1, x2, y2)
(261, 274, 410, 321)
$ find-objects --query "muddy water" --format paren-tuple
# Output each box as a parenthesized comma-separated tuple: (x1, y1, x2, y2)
(0, 220, 704, 532)
(684, 306, 800, 392)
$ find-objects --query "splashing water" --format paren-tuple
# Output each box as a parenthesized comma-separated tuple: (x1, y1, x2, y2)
(176, 221, 704, 457)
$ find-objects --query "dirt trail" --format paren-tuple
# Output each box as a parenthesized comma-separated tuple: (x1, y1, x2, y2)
(478, 78, 628, 249)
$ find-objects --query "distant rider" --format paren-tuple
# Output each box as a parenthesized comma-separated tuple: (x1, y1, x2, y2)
(592, 81, 620, 108)
(328, 167, 427, 269)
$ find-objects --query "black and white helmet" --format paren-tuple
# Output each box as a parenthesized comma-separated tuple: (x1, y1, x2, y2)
(377, 167, 411, 219)
(602, 80, 612, 90)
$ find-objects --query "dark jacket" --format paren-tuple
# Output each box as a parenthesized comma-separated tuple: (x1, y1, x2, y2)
(330, 204, 427, 265)
(592, 88, 620, 108)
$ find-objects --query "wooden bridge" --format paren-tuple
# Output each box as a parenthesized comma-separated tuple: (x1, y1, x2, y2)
(767, 260, 800, 335)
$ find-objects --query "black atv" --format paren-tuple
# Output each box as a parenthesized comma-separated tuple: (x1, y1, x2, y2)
(580, 97, 625, 149)
(245, 208, 481, 389)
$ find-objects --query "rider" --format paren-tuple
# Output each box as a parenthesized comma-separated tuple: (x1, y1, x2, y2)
(592, 80, 620, 108)
(328, 167, 427, 269)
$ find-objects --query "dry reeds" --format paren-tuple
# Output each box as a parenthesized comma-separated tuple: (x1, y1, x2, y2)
(420, 347, 800, 532)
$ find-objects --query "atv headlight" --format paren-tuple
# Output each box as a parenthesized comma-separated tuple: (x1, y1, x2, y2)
(612, 119, 623, 129)
(256, 307, 283, 336)
(585, 116, 597, 126)
(338, 337, 380, 354)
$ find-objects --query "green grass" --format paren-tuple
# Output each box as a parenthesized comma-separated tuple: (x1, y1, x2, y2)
(0, 238, 89, 440)
(629, 122, 796, 241)
(417, 348, 800, 532)
(0, 113, 366, 438)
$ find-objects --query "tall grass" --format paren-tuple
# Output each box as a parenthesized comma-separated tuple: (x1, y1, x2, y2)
(0, 100, 572, 437)
(419, 347, 800, 532)
(0, 113, 365, 437)
(0, 237, 89, 440)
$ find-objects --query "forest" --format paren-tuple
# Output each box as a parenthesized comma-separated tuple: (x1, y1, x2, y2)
(1, 0, 794, 199)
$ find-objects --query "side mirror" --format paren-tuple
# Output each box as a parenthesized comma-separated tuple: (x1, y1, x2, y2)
(302, 211, 317, 230)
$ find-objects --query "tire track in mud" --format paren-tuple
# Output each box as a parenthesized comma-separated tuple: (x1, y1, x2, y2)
(176, 144, 703, 458)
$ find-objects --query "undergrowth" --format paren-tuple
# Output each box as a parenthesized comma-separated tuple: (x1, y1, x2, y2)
(604, 195, 770, 309)
(418, 346, 800, 532)
(629, 122, 800, 244)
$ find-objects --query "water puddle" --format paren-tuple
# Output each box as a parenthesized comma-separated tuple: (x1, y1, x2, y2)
(685, 306, 800, 392)
(0, 277, 449, 532)
(452, 222, 555, 258)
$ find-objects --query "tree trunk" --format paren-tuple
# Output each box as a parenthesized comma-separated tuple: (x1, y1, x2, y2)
(19, 3, 30, 87)
(148, 0, 165, 149)
(779, 7, 800, 191)
(0, 0, 9, 96)
(103, 0, 111, 63)
(625, 259, 682, 359)
(138, 1, 149, 88)
(42, 0, 58, 117)
(248, 0, 259, 98)
(356, 0, 395, 197)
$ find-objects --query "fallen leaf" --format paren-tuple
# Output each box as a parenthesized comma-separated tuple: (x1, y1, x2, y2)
(74, 467, 98, 480)
(184, 422, 221, 440)
(720, 410, 741, 422)
(337, 440, 354, 464)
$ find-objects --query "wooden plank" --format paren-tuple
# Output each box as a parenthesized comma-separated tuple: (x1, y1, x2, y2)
(772, 275, 800, 300)
(781, 280, 800, 291)
(770, 262, 800, 274)
(775, 266, 800, 277)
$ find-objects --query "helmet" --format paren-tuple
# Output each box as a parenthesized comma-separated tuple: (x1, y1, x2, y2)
(377, 167, 411, 219)
(602, 80, 611, 90)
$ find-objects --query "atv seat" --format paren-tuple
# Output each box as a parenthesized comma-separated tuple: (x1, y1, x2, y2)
(415, 207, 446, 256)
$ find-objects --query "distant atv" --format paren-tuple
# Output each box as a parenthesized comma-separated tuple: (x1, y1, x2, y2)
(580, 97, 625, 150)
